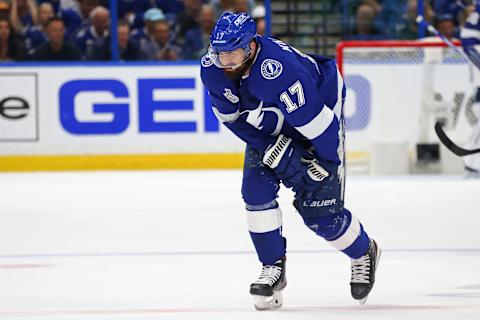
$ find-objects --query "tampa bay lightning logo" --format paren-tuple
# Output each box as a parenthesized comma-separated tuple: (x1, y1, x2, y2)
(261, 59, 283, 80)
(201, 54, 213, 67)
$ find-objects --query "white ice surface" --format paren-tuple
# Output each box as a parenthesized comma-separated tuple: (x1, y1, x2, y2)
(0, 171, 479, 319)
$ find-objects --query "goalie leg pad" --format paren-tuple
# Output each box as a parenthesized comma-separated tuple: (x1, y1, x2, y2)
(464, 121, 480, 172)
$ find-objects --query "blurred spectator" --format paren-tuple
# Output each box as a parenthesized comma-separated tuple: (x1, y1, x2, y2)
(0, 15, 27, 61)
(75, 5, 109, 60)
(211, 0, 234, 19)
(233, 0, 255, 14)
(252, 4, 265, 35)
(434, 13, 456, 40)
(116, 19, 140, 60)
(432, 0, 467, 26)
(175, 0, 202, 46)
(122, 0, 184, 30)
(9, 0, 38, 32)
(372, 0, 404, 38)
(80, 0, 101, 18)
(37, 0, 60, 13)
(373, 0, 434, 39)
(363, 0, 381, 14)
(60, 0, 99, 36)
(98, 19, 140, 61)
(233, 0, 248, 14)
(58, 0, 80, 12)
(141, 19, 181, 61)
(356, 1, 376, 27)
(398, 0, 419, 39)
(0, 1, 7, 11)
(24, 2, 54, 53)
(118, 0, 136, 25)
(398, 0, 435, 39)
(31, 17, 81, 60)
(183, 4, 214, 59)
(130, 8, 165, 46)
(348, 3, 387, 40)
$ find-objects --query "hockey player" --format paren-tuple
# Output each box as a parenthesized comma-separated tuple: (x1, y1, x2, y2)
(200, 12, 380, 310)
(460, 1, 480, 175)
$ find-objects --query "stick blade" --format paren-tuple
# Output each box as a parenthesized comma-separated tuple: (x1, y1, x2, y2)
(434, 122, 480, 156)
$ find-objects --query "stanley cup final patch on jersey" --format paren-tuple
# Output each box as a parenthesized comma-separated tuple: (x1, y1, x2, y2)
(261, 59, 283, 80)
(223, 88, 240, 103)
(201, 54, 213, 67)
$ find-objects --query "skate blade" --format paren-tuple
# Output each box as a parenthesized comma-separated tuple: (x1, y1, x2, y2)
(359, 296, 368, 305)
(253, 291, 283, 311)
(358, 244, 382, 306)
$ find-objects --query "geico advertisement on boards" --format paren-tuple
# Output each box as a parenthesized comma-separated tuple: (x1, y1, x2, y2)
(0, 63, 472, 156)
(0, 65, 245, 155)
(0, 64, 369, 156)
(0, 73, 38, 143)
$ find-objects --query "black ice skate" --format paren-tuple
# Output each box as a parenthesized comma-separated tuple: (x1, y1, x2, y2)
(250, 257, 287, 310)
(350, 239, 381, 305)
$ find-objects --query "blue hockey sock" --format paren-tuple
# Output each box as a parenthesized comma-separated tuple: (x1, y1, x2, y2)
(249, 229, 286, 265)
(246, 205, 286, 265)
(303, 208, 370, 259)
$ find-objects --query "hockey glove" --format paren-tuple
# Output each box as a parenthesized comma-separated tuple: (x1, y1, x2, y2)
(301, 156, 330, 192)
(262, 134, 309, 190)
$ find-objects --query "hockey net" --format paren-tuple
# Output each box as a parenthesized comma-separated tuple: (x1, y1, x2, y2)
(336, 40, 472, 174)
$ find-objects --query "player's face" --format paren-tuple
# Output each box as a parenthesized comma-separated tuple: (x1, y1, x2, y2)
(209, 41, 254, 69)
(218, 48, 248, 69)
(209, 41, 256, 80)
(47, 21, 65, 45)
(39, 4, 54, 26)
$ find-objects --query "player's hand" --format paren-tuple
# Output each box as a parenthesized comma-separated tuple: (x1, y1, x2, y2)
(262, 134, 308, 190)
(300, 156, 330, 192)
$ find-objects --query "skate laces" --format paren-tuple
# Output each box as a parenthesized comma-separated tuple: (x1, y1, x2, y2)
(254, 264, 283, 286)
(351, 253, 371, 284)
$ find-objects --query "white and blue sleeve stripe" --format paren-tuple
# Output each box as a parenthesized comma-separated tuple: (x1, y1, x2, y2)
(212, 106, 240, 123)
(294, 106, 335, 140)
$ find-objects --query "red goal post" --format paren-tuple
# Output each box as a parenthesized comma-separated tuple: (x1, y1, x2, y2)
(336, 40, 463, 75)
(335, 40, 470, 174)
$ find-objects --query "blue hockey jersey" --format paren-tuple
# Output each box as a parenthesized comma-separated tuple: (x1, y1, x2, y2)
(461, 5, 480, 67)
(24, 25, 47, 52)
(201, 36, 345, 169)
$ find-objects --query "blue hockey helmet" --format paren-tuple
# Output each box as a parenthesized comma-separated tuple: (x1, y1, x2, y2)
(208, 12, 257, 68)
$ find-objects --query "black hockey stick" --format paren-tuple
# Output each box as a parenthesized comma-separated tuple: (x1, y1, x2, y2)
(434, 121, 480, 156)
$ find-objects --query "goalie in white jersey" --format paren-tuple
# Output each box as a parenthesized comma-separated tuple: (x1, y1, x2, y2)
(460, 1, 480, 175)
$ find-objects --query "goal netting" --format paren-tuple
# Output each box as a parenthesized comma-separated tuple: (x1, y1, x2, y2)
(336, 40, 472, 174)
